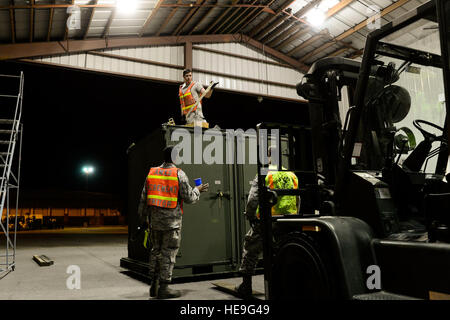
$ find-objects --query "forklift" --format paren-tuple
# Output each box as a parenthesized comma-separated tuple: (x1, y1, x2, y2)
(257, 0, 450, 300)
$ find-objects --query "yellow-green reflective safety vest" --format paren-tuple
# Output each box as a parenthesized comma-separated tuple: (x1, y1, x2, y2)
(256, 166, 299, 218)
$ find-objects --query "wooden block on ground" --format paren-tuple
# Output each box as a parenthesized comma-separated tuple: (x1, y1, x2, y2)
(32, 255, 54, 267)
(212, 281, 264, 300)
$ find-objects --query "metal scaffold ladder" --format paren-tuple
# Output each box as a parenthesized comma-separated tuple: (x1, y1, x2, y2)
(0, 72, 24, 279)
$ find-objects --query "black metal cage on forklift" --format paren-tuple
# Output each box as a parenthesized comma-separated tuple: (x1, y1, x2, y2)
(258, 0, 450, 300)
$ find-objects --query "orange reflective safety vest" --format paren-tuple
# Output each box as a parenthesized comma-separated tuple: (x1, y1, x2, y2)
(179, 81, 198, 115)
(146, 167, 179, 209)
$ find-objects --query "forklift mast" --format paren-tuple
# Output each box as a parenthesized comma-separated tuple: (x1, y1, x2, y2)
(257, 0, 450, 300)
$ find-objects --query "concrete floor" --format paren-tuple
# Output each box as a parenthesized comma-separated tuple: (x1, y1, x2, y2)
(0, 227, 264, 300)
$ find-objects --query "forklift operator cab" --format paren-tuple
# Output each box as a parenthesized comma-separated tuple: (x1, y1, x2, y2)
(260, 0, 450, 301)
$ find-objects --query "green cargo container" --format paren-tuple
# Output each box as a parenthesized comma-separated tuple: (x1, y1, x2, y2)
(121, 125, 298, 280)
(120, 125, 290, 281)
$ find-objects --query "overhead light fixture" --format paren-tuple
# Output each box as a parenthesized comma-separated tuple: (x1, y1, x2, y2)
(116, 0, 138, 14)
(306, 7, 326, 27)
(302, 0, 339, 28)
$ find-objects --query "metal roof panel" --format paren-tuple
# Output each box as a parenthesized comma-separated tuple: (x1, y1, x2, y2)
(324, 16, 352, 37)
(0, 10, 10, 42)
(334, 6, 368, 27)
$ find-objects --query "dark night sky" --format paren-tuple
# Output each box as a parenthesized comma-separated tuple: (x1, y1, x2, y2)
(0, 60, 309, 203)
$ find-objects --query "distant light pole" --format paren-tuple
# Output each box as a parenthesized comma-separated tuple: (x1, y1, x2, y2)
(82, 166, 94, 217)
(82, 166, 94, 191)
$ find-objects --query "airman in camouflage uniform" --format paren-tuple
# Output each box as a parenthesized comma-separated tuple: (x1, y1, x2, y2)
(239, 175, 262, 276)
(138, 146, 208, 299)
(236, 167, 300, 299)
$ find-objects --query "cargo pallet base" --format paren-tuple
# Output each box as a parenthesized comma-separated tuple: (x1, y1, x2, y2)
(120, 257, 259, 284)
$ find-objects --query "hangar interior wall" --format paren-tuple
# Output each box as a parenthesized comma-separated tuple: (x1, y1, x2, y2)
(30, 42, 304, 100)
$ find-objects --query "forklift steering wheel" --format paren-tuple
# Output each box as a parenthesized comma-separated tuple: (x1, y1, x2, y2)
(413, 119, 444, 141)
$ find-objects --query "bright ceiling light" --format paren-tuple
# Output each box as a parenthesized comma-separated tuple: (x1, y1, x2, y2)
(116, 0, 138, 14)
(306, 8, 326, 27)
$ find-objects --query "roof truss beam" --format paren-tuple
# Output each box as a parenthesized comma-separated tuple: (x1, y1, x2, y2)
(173, 0, 205, 36)
(273, 0, 354, 51)
(232, 0, 277, 34)
(84, 0, 98, 39)
(256, 11, 291, 41)
(0, 34, 308, 73)
(102, 8, 116, 38)
(188, 3, 215, 35)
(287, 31, 327, 56)
(204, 0, 239, 34)
(29, 0, 34, 42)
(220, 0, 257, 34)
(255, 0, 320, 41)
(302, 0, 412, 61)
(9, 1, 15, 43)
(213, 6, 242, 34)
(157, 0, 182, 36)
(248, 0, 297, 37)
(139, 0, 164, 37)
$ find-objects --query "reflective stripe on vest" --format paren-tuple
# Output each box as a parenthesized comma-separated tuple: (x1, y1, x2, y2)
(147, 167, 179, 209)
(179, 81, 197, 115)
(256, 170, 298, 218)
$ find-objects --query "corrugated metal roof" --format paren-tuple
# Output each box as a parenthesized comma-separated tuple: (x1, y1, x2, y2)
(0, 0, 434, 69)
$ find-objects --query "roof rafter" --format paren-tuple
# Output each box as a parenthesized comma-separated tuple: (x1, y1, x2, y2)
(0, 34, 308, 72)
(139, 0, 164, 37)
(239, 34, 309, 72)
(298, 0, 412, 62)
(204, 0, 239, 34)
(157, 0, 183, 36)
(0, 35, 238, 61)
(9, 0, 15, 43)
(264, 19, 299, 46)
(220, 0, 257, 34)
(188, 2, 215, 35)
(84, 0, 98, 40)
(326, 46, 350, 58)
(347, 48, 364, 59)
(102, 8, 116, 38)
(213, 6, 242, 34)
(160, 3, 272, 9)
(248, 0, 296, 38)
(257, 9, 292, 41)
(287, 31, 327, 56)
(271, 0, 354, 51)
(173, 0, 205, 36)
(47, 1, 55, 42)
(29, 0, 34, 42)
(232, 0, 277, 34)
(273, 26, 309, 50)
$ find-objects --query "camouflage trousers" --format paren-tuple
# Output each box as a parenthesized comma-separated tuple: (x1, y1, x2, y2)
(149, 229, 181, 282)
(239, 225, 263, 275)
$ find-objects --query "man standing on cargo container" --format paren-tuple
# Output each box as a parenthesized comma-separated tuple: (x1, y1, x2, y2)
(138, 145, 209, 299)
(179, 69, 213, 127)
(236, 146, 300, 299)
